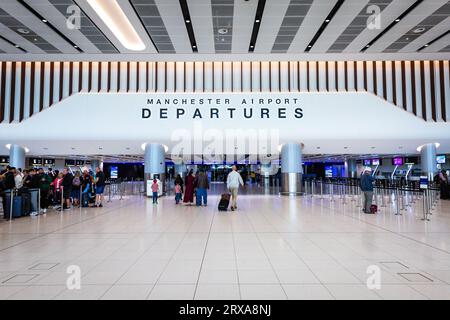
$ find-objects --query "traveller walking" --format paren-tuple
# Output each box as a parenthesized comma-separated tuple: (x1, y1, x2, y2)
(175, 183, 182, 204)
(94, 167, 106, 207)
(194, 170, 209, 206)
(62, 168, 73, 210)
(175, 174, 184, 194)
(360, 167, 375, 214)
(151, 178, 159, 204)
(71, 171, 82, 207)
(183, 169, 195, 205)
(226, 166, 244, 211)
(38, 168, 52, 213)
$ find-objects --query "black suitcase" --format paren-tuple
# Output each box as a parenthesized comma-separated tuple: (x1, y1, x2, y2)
(21, 192, 31, 216)
(218, 193, 231, 211)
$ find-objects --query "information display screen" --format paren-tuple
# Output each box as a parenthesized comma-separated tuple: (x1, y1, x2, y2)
(75, 160, 85, 166)
(65, 159, 75, 166)
(30, 158, 43, 166)
(392, 157, 404, 166)
(43, 159, 55, 165)
(0, 157, 9, 165)
(110, 166, 118, 179)
(371, 159, 380, 166)
(436, 155, 446, 164)
(363, 159, 371, 166)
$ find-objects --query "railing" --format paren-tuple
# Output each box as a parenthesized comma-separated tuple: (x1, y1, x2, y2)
(302, 178, 440, 221)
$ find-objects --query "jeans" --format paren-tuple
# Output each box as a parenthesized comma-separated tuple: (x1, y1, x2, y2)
(363, 191, 373, 213)
(152, 192, 158, 204)
(196, 188, 207, 206)
(175, 193, 182, 204)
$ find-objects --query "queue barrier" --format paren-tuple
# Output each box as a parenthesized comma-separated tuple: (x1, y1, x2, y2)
(301, 178, 441, 221)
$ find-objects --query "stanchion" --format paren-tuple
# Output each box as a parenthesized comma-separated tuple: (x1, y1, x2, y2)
(311, 180, 315, 198)
(9, 189, 14, 221)
(421, 189, 430, 221)
(38, 188, 41, 214)
(330, 183, 334, 202)
(108, 183, 112, 203)
(320, 181, 324, 199)
(395, 188, 402, 216)
(60, 186, 64, 212)
(400, 188, 406, 211)
(381, 187, 386, 207)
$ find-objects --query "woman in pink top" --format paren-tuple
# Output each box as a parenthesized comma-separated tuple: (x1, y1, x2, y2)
(174, 183, 182, 204)
(151, 179, 159, 204)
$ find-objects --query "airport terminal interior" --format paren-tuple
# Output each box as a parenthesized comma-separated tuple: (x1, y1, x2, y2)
(0, 0, 450, 301)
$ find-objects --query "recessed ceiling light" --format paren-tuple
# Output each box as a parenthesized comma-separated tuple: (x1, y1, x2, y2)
(186, 19, 190, 23)
(87, 0, 146, 51)
(250, 45, 254, 48)
(413, 27, 426, 33)
(366, 45, 370, 48)
(424, 44, 429, 47)
(308, 45, 312, 48)
(325, 19, 330, 23)
(74, 45, 78, 48)
(395, 18, 400, 22)
(192, 45, 196, 48)
(255, 19, 260, 23)
(218, 28, 228, 34)
(42, 19, 47, 23)
(15, 45, 20, 48)
(17, 28, 30, 34)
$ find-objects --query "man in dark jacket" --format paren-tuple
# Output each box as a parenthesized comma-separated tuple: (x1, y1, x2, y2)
(194, 170, 209, 206)
(62, 168, 73, 210)
(360, 167, 375, 214)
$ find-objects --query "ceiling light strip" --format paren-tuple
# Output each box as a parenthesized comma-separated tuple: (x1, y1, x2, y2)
(360, 0, 423, 52)
(128, 1, 159, 53)
(305, 0, 345, 52)
(417, 30, 450, 52)
(248, 0, 266, 52)
(87, 0, 146, 51)
(179, 0, 198, 52)
(18, 0, 83, 52)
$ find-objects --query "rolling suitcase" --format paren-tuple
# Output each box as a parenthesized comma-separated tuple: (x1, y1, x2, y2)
(218, 193, 231, 211)
(21, 192, 31, 216)
(4, 193, 24, 219)
(370, 204, 378, 214)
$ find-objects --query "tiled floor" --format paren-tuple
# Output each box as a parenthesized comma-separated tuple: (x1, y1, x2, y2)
(1, 184, 450, 300)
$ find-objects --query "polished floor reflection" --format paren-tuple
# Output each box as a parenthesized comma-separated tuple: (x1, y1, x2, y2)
(0, 185, 450, 300)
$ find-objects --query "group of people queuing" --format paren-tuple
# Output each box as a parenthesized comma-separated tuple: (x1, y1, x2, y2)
(0, 165, 106, 218)
(159, 165, 244, 211)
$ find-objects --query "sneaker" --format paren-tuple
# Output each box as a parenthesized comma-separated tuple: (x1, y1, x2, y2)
(231, 207, 235, 211)
(42, 209, 47, 214)
(30, 212, 39, 216)
(99, 204, 103, 208)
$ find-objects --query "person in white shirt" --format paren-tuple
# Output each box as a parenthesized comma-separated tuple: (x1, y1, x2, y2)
(226, 165, 244, 211)
(14, 169, 23, 189)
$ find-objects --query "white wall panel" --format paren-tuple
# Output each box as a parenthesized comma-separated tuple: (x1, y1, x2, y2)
(185, 62, 194, 92)
(194, 62, 203, 92)
(213, 62, 222, 92)
(204, 62, 213, 92)
(223, 62, 232, 92)
(175, 62, 184, 92)
(260, 61, 269, 92)
(23, 62, 31, 120)
(299, 61, 307, 92)
(252, 61, 261, 92)
(242, 62, 251, 92)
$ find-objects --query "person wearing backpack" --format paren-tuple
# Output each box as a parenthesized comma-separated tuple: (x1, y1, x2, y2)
(360, 167, 375, 214)
(38, 168, 52, 214)
(71, 171, 82, 207)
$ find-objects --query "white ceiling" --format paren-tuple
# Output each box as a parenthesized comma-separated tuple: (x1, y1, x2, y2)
(0, 0, 448, 61)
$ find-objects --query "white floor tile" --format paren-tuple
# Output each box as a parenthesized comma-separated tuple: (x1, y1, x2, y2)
(240, 284, 287, 300)
(283, 284, 335, 300)
(148, 284, 196, 300)
(195, 284, 240, 300)
(101, 285, 153, 300)
(325, 285, 382, 300)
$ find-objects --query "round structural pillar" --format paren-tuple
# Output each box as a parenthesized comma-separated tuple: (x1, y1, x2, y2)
(280, 143, 303, 195)
(420, 143, 437, 181)
(345, 159, 357, 178)
(144, 143, 166, 193)
(9, 144, 26, 170)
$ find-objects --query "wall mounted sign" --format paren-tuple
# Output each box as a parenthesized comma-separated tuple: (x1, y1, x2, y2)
(43, 159, 55, 165)
(29, 158, 43, 166)
(0, 157, 9, 165)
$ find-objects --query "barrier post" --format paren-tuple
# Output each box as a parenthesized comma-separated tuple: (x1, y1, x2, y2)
(9, 189, 14, 221)
(311, 180, 315, 198)
(421, 189, 430, 221)
(79, 185, 82, 208)
(400, 188, 406, 211)
(38, 188, 41, 214)
(108, 183, 112, 202)
(395, 188, 401, 215)
(381, 186, 386, 207)
(320, 180, 323, 199)
(60, 186, 64, 212)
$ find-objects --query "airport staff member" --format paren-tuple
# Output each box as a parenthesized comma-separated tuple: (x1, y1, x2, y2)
(227, 166, 244, 211)
(360, 167, 375, 214)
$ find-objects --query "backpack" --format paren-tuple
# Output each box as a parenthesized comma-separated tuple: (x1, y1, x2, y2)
(72, 176, 81, 187)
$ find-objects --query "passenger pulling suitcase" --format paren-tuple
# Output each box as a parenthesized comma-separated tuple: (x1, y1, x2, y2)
(218, 193, 231, 211)
(370, 204, 378, 214)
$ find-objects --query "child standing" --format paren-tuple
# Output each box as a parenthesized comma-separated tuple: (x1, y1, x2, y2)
(151, 178, 159, 204)
(175, 183, 182, 204)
